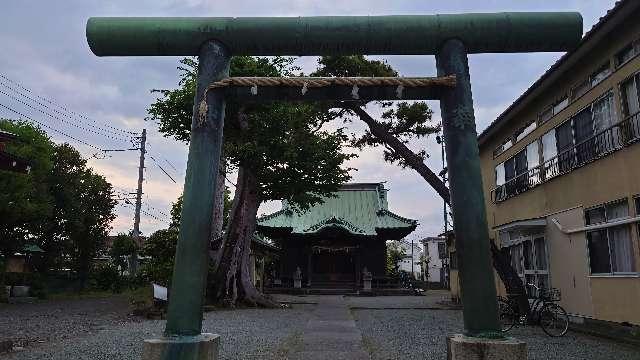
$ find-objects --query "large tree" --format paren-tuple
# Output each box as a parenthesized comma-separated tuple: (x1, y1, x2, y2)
(148, 57, 353, 306)
(0, 120, 55, 259)
(0, 120, 117, 291)
(0, 120, 54, 302)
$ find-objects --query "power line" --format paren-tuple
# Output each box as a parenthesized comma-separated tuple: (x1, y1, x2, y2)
(145, 202, 170, 218)
(0, 79, 133, 142)
(0, 88, 131, 143)
(146, 142, 178, 172)
(0, 73, 137, 136)
(148, 154, 177, 183)
(0, 101, 105, 152)
(120, 200, 170, 225)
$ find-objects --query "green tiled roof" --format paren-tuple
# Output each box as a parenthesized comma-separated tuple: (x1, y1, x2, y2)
(257, 183, 417, 239)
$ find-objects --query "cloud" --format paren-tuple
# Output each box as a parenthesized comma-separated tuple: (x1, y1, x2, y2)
(0, 0, 619, 237)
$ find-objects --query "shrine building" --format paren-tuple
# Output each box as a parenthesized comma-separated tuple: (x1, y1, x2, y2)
(257, 183, 417, 289)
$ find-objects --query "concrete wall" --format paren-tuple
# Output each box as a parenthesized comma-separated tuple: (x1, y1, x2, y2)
(478, 5, 640, 324)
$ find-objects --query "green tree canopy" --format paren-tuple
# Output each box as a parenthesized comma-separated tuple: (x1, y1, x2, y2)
(0, 119, 55, 258)
(147, 56, 354, 209)
(110, 233, 137, 270)
(0, 120, 116, 289)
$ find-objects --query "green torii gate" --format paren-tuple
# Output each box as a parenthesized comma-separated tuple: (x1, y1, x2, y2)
(87, 13, 582, 358)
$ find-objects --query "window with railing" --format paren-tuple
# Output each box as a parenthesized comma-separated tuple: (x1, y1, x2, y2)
(492, 91, 640, 203)
(621, 72, 640, 118)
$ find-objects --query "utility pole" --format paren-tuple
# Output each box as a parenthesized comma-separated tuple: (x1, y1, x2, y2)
(411, 238, 414, 279)
(131, 128, 146, 274)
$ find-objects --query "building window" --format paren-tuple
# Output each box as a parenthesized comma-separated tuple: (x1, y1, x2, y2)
(526, 141, 540, 185)
(437, 242, 447, 260)
(515, 121, 537, 142)
(571, 79, 590, 101)
(591, 63, 611, 87)
(504, 235, 549, 295)
(616, 39, 640, 68)
(495, 162, 505, 186)
(553, 96, 569, 115)
(621, 73, 640, 118)
(586, 199, 636, 275)
(494, 138, 514, 157)
(538, 106, 553, 124)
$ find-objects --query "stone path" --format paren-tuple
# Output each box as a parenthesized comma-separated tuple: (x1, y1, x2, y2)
(292, 296, 370, 360)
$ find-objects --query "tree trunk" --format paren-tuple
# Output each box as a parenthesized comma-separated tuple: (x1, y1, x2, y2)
(349, 105, 526, 300)
(0, 257, 7, 303)
(209, 160, 226, 268)
(208, 164, 278, 307)
(348, 105, 451, 203)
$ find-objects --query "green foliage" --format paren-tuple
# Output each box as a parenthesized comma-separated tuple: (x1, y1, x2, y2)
(147, 56, 354, 210)
(386, 240, 406, 276)
(170, 187, 232, 229)
(0, 120, 117, 288)
(313, 55, 396, 77)
(313, 56, 440, 167)
(110, 234, 137, 271)
(139, 228, 179, 286)
(29, 272, 47, 299)
(0, 120, 55, 258)
(89, 264, 124, 293)
(46, 144, 117, 285)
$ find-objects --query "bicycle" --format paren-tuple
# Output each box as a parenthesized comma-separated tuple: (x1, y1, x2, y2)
(498, 283, 569, 337)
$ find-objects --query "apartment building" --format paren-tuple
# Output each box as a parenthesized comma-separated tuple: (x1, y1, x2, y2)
(477, 0, 640, 325)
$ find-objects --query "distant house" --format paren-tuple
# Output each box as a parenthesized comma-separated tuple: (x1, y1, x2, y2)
(420, 237, 448, 287)
(396, 239, 423, 280)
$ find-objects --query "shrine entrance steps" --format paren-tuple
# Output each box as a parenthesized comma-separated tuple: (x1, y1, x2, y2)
(265, 281, 415, 296)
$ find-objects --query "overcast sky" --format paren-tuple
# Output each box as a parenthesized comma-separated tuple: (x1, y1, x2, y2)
(0, 0, 617, 240)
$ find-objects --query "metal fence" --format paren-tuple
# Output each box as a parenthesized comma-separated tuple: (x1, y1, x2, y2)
(492, 112, 640, 203)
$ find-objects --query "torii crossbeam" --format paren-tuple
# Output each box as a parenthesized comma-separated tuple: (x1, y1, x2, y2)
(86, 13, 582, 359)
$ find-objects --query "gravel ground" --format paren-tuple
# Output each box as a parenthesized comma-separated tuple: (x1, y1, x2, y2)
(354, 308, 640, 360)
(3, 295, 639, 359)
(0, 296, 135, 344)
(1, 298, 312, 360)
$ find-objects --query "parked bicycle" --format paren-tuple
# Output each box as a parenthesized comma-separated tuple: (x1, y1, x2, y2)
(498, 283, 569, 337)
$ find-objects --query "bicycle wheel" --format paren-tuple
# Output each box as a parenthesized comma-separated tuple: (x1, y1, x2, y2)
(540, 303, 569, 337)
(498, 298, 517, 332)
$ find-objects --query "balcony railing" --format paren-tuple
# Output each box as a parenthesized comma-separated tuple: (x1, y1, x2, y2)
(491, 112, 640, 203)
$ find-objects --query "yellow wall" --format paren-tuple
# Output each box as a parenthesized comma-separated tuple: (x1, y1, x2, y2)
(591, 277, 640, 324)
(476, 5, 640, 324)
(545, 207, 594, 318)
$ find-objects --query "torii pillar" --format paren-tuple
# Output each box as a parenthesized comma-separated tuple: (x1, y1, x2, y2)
(86, 13, 582, 359)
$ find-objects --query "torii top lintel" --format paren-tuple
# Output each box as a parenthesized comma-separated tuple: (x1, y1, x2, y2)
(86, 13, 582, 57)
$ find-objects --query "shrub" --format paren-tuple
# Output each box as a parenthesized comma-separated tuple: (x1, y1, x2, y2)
(29, 273, 47, 299)
(90, 264, 124, 293)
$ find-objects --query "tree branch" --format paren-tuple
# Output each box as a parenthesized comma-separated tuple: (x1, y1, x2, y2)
(346, 104, 451, 204)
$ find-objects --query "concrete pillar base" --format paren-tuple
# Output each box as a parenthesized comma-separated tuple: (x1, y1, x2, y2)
(142, 333, 220, 360)
(447, 334, 526, 360)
